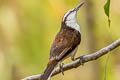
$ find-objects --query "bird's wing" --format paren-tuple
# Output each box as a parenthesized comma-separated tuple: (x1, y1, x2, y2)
(50, 29, 80, 61)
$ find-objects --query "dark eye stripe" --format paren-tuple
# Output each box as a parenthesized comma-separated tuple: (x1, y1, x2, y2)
(64, 11, 73, 22)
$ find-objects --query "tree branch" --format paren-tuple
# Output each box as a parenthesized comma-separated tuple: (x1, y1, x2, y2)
(22, 39, 120, 80)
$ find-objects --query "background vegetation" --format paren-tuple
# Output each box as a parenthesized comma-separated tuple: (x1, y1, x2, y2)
(0, 0, 120, 80)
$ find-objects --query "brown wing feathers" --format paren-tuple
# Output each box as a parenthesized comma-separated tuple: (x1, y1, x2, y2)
(50, 26, 81, 61)
(40, 27, 81, 80)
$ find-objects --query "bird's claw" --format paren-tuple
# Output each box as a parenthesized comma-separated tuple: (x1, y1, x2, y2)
(79, 55, 84, 65)
(76, 55, 84, 65)
(60, 63, 64, 75)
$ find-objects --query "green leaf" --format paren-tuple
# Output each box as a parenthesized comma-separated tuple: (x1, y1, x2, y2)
(104, 0, 111, 27)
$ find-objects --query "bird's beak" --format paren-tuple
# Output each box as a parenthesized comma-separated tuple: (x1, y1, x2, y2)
(74, 1, 84, 12)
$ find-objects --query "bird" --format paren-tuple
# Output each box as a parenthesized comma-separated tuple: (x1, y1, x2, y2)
(40, 1, 84, 80)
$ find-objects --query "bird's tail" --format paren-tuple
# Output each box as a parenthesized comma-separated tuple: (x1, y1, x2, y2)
(40, 59, 58, 80)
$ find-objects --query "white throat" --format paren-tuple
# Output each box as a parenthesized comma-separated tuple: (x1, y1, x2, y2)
(63, 11, 80, 32)
(66, 19, 80, 32)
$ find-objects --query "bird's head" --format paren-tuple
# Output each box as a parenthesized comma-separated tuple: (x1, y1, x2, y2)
(62, 1, 84, 29)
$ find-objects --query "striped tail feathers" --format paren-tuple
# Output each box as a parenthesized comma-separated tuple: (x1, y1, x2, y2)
(40, 59, 58, 80)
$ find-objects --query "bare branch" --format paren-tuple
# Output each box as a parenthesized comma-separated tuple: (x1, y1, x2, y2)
(22, 39, 120, 80)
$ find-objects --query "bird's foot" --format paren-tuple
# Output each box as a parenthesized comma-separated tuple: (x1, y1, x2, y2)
(79, 55, 84, 65)
(75, 55, 84, 65)
(59, 63, 64, 75)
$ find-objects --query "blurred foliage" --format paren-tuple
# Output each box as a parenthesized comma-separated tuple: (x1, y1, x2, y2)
(104, 0, 111, 27)
(104, 0, 110, 17)
(0, 0, 120, 80)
